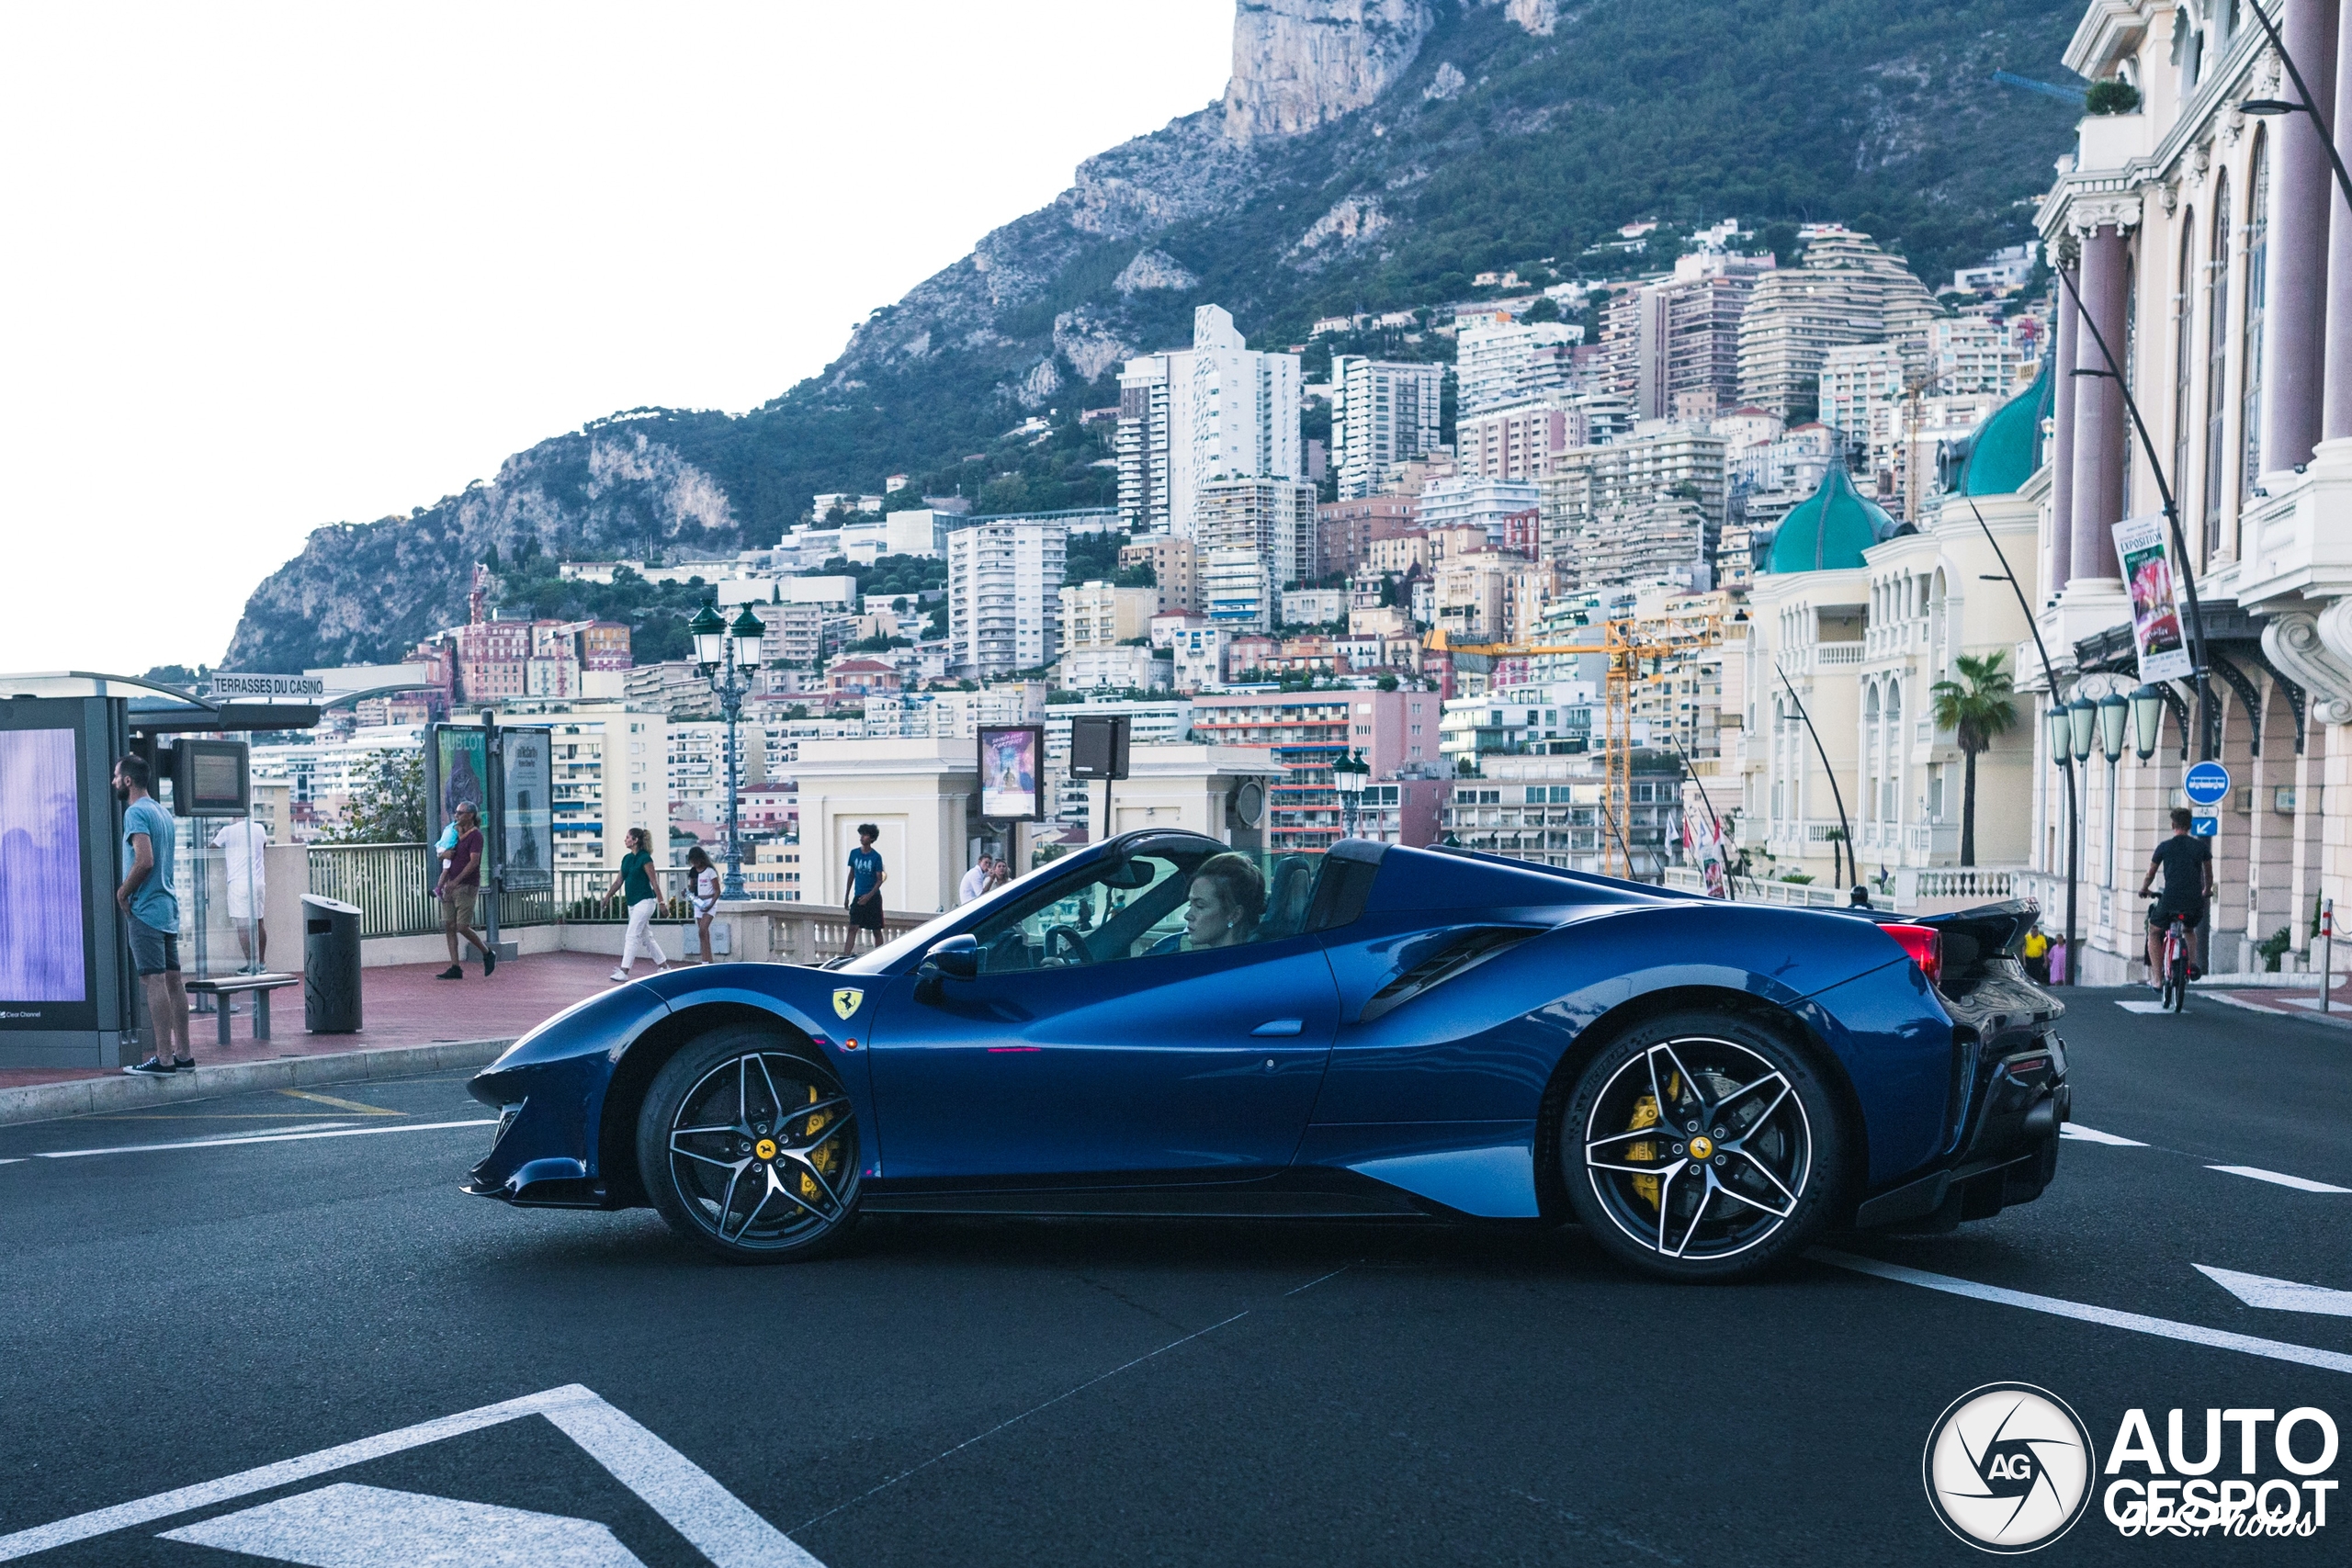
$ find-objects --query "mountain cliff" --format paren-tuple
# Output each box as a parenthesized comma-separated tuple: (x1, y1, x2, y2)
(225, 0, 2082, 671)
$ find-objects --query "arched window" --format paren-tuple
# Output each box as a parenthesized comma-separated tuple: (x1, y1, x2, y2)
(2243, 131, 2269, 496)
(1863, 683, 1882, 824)
(2173, 213, 2201, 554)
(2205, 173, 2233, 536)
(1883, 679, 1903, 823)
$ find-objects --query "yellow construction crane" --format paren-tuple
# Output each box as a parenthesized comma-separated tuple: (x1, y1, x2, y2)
(1424, 615, 1724, 878)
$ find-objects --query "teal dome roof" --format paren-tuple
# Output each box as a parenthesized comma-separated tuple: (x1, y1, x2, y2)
(1950, 357, 2053, 497)
(1765, 465, 1896, 574)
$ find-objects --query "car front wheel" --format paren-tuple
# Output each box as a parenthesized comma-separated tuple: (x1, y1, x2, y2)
(1561, 1011, 1846, 1282)
(636, 1024, 862, 1262)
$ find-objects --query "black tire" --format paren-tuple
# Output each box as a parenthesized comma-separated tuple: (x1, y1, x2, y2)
(636, 1024, 862, 1263)
(2171, 946, 2190, 1012)
(1560, 1010, 1849, 1282)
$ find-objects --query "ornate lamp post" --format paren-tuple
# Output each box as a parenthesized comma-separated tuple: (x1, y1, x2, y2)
(689, 601, 764, 900)
(1332, 749, 1370, 840)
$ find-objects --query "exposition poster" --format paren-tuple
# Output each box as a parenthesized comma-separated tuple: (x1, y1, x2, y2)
(977, 726, 1042, 821)
(0, 728, 87, 1005)
(2111, 513, 2192, 682)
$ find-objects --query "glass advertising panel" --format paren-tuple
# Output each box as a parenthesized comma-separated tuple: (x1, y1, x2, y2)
(0, 727, 88, 1010)
(977, 725, 1044, 821)
(500, 728, 553, 890)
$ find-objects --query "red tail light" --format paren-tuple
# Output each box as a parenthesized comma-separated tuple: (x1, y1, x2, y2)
(1883, 923, 1943, 988)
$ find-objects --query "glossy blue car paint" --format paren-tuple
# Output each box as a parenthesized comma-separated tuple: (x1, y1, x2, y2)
(462, 831, 2059, 1233)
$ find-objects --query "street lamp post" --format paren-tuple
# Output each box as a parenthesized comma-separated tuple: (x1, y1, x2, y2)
(2044, 700, 2079, 983)
(690, 601, 764, 900)
(1332, 749, 1370, 840)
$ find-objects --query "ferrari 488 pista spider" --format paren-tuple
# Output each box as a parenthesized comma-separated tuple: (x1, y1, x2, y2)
(464, 831, 2066, 1281)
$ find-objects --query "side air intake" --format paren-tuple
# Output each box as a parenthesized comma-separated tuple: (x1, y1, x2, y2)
(1358, 928, 1537, 1023)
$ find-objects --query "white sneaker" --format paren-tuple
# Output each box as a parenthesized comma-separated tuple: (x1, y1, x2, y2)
(609, 967, 629, 982)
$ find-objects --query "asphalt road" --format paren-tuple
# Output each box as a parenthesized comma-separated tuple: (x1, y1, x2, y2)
(0, 987, 2346, 1565)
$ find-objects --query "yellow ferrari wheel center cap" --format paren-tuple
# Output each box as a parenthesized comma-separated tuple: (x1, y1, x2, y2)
(754, 1138, 778, 1161)
(1687, 1135, 1714, 1162)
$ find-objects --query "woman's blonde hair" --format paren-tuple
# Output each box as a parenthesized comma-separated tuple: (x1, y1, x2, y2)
(627, 827, 651, 853)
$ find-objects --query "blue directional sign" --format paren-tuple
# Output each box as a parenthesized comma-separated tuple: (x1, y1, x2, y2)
(2183, 761, 2232, 807)
(2190, 815, 2220, 838)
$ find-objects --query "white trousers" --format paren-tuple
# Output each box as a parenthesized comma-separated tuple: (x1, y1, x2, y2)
(622, 897, 668, 967)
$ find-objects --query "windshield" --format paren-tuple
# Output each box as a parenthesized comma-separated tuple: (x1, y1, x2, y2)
(836, 853, 1070, 975)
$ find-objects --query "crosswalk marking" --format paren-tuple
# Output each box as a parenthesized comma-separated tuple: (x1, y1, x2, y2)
(2207, 1164, 2352, 1193)
(2058, 1123, 2147, 1146)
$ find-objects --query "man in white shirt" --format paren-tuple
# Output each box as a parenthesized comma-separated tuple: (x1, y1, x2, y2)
(211, 812, 271, 968)
(956, 854, 995, 905)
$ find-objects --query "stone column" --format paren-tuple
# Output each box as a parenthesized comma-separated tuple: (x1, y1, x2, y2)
(2328, 0, 2352, 438)
(2070, 223, 2133, 582)
(2267, 0, 2339, 468)
(2049, 281, 2079, 595)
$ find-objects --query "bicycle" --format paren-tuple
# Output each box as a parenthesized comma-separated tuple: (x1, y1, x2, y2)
(2150, 902, 2192, 1013)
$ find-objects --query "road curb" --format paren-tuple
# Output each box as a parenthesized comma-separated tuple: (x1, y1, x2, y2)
(0, 1040, 515, 1127)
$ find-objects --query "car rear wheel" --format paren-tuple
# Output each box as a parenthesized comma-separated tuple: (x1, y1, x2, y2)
(636, 1025, 861, 1263)
(1560, 1011, 1846, 1282)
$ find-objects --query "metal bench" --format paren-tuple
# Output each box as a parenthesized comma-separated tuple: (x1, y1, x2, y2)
(183, 973, 300, 1045)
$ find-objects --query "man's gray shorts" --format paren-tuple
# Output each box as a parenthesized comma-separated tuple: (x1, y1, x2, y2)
(128, 914, 180, 976)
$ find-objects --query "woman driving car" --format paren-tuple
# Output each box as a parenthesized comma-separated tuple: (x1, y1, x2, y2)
(1169, 852, 1265, 953)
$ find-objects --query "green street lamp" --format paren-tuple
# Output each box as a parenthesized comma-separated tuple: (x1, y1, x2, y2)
(687, 601, 728, 674)
(1332, 749, 1371, 839)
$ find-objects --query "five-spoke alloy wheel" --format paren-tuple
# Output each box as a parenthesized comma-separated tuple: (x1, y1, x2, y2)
(1561, 1011, 1845, 1281)
(638, 1025, 862, 1262)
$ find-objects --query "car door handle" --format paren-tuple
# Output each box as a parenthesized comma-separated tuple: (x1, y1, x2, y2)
(1250, 1018, 1305, 1037)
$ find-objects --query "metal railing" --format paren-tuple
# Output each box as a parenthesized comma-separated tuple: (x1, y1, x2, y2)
(555, 867, 702, 923)
(305, 844, 553, 939)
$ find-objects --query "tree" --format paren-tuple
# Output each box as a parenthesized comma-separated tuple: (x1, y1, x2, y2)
(328, 750, 426, 844)
(1930, 651, 2018, 867)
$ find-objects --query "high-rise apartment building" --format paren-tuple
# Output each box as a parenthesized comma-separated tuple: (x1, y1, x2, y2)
(1735, 227, 1942, 419)
(1455, 400, 1587, 481)
(1455, 320, 1580, 417)
(1418, 476, 1543, 544)
(947, 520, 1067, 680)
(1114, 305, 1302, 536)
(1537, 423, 1728, 592)
(1117, 532, 1201, 617)
(1817, 341, 1908, 501)
(1196, 479, 1316, 633)
(1329, 356, 1443, 499)
(1597, 254, 1774, 421)
(1315, 495, 1418, 580)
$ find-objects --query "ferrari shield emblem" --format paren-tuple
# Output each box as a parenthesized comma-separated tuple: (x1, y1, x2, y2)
(831, 987, 864, 1021)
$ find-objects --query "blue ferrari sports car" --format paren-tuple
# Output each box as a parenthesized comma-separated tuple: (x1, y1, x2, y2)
(464, 830, 2068, 1281)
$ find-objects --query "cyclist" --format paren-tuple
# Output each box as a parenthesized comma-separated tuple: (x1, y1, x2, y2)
(2137, 807, 2213, 987)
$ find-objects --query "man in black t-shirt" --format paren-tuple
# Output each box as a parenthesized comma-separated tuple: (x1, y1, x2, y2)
(2138, 807, 2214, 982)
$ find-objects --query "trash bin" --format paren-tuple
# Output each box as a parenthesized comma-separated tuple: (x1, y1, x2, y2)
(302, 895, 364, 1033)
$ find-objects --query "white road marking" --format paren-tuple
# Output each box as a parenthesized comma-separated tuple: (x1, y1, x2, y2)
(2207, 1164, 2352, 1193)
(0, 1383, 821, 1566)
(28, 1120, 490, 1160)
(2058, 1123, 2147, 1145)
(1811, 1249, 2352, 1376)
(2196, 1264, 2352, 1318)
(162, 1482, 645, 1566)
(2114, 999, 2173, 1014)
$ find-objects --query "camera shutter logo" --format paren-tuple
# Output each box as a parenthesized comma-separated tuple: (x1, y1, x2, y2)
(1923, 1383, 2097, 1552)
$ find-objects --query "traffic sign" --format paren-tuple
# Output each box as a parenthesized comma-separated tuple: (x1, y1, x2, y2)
(2190, 814, 2219, 838)
(2183, 761, 2232, 807)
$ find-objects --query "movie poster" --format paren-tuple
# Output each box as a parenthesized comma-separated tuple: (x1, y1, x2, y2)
(977, 726, 1042, 821)
(2111, 513, 2192, 682)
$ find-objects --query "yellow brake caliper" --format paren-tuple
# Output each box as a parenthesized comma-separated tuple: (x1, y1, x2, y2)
(801, 1083, 833, 1198)
(1623, 1072, 1680, 1209)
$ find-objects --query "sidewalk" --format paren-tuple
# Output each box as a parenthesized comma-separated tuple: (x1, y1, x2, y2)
(0, 951, 662, 1123)
(2199, 975, 2352, 1026)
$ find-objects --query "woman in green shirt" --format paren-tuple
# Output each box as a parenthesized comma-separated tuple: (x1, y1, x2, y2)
(605, 827, 670, 982)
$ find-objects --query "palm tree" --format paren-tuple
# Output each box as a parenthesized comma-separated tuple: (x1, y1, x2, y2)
(1930, 651, 2019, 867)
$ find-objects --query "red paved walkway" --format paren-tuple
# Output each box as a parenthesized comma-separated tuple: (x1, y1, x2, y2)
(2209, 978, 2352, 1025)
(0, 952, 685, 1088)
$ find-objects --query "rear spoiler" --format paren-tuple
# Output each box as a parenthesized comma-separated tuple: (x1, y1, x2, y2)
(1871, 897, 2039, 972)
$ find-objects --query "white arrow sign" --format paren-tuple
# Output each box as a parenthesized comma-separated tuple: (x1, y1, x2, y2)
(2197, 1264, 2352, 1318)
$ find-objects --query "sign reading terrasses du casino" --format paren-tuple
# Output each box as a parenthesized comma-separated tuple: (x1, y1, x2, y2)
(208, 672, 326, 700)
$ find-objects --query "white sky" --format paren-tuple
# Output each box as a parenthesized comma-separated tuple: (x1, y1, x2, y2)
(0, 2, 1235, 675)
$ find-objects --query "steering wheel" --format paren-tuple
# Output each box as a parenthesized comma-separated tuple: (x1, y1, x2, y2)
(1042, 924, 1094, 966)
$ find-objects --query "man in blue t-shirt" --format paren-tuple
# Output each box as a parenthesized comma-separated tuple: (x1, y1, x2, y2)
(115, 754, 189, 1075)
(842, 823, 887, 956)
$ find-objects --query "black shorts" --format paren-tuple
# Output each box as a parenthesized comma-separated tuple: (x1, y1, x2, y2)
(849, 891, 884, 931)
(2148, 903, 2205, 933)
(128, 915, 180, 976)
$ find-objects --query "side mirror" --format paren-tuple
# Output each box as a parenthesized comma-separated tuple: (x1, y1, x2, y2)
(925, 934, 980, 980)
